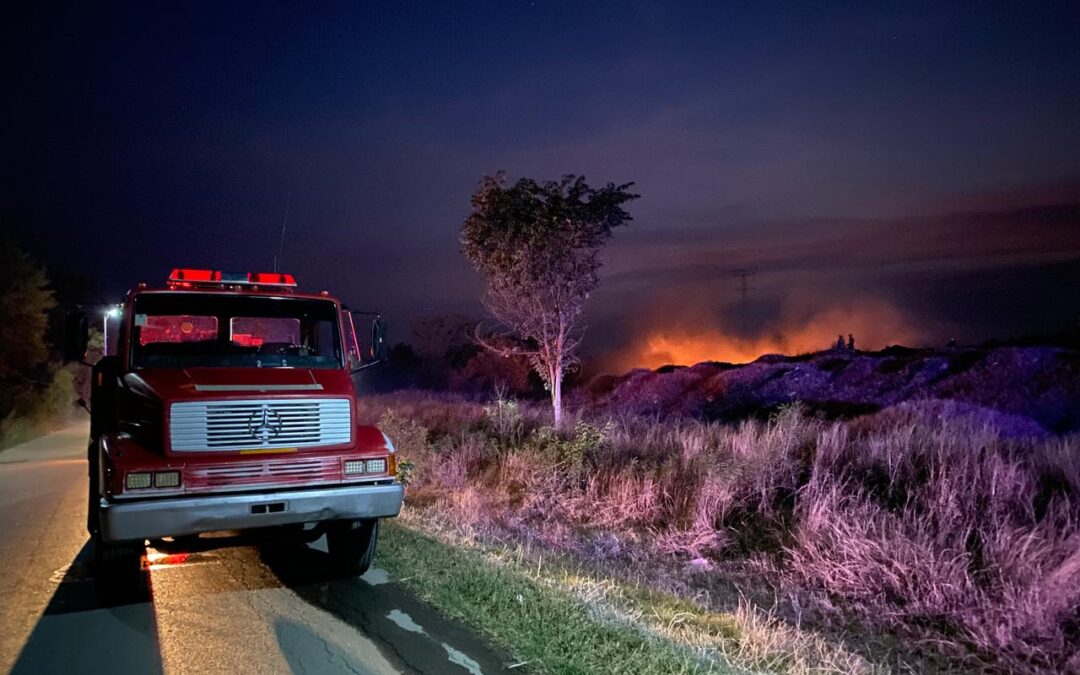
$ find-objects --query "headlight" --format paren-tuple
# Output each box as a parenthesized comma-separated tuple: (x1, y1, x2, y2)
(154, 471, 181, 488)
(126, 472, 152, 489)
(125, 471, 180, 489)
(344, 458, 388, 475)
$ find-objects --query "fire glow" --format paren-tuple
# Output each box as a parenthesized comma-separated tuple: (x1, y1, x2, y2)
(607, 300, 923, 371)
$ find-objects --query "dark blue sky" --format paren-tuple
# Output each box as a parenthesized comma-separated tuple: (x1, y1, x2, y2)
(5, 2, 1079, 368)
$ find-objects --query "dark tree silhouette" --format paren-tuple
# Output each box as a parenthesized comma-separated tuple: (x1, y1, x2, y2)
(0, 244, 56, 420)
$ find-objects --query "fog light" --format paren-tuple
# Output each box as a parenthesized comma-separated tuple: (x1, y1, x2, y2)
(154, 471, 181, 488)
(366, 459, 386, 474)
(126, 472, 152, 489)
(344, 460, 366, 475)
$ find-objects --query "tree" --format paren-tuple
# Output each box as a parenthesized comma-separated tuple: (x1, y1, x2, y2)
(0, 244, 56, 419)
(461, 174, 638, 427)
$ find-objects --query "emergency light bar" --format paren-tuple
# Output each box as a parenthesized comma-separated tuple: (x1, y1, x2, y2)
(167, 268, 298, 289)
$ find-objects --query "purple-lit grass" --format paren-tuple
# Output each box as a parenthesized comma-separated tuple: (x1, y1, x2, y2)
(361, 392, 1078, 673)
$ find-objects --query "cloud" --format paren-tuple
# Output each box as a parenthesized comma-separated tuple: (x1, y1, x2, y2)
(603, 199, 1080, 287)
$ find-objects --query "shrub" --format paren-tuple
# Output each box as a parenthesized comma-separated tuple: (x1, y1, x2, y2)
(0, 364, 79, 449)
(378, 410, 429, 456)
(395, 458, 416, 486)
(528, 421, 610, 474)
(482, 392, 526, 448)
(377, 409, 433, 487)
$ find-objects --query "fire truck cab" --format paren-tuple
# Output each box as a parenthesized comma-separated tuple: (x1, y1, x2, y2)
(65, 269, 402, 593)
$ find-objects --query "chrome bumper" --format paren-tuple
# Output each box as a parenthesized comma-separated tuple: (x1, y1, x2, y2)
(99, 482, 404, 543)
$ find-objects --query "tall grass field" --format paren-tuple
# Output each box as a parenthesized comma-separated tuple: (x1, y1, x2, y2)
(364, 391, 1079, 673)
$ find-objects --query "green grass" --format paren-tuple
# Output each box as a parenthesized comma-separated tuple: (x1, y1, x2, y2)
(378, 521, 737, 675)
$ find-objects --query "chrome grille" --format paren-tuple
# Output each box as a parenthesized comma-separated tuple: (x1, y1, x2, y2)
(186, 457, 340, 489)
(170, 398, 352, 451)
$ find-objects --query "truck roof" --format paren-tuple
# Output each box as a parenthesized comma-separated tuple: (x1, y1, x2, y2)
(131, 286, 342, 304)
(126, 268, 342, 304)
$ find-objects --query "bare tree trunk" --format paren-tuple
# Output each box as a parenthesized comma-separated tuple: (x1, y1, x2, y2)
(551, 367, 563, 429)
(551, 324, 565, 429)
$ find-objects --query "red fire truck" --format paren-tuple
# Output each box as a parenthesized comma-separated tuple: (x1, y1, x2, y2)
(64, 269, 403, 594)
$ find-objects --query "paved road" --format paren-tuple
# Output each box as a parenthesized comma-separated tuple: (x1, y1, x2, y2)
(0, 426, 513, 675)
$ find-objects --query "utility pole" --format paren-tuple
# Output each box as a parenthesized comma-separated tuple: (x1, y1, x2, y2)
(732, 267, 757, 330)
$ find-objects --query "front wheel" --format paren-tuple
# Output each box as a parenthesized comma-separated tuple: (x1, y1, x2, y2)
(94, 535, 146, 604)
(326, 519, 379, 576)
(87, 440, 100, 536)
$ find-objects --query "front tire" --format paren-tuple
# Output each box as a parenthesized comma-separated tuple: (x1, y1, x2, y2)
(326, 518, 379, 576)
(87, 440, 100, 536)
(94, 535, 145, 604)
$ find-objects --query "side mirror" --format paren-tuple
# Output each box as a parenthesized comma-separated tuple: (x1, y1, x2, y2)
(344, 309, 388, 373)
(63, 309, 89, 363)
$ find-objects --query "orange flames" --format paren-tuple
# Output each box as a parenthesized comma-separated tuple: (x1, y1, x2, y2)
(605, 300, 923, 371)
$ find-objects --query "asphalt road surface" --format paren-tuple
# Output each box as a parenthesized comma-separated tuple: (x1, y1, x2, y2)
(0, 426, 514, 675)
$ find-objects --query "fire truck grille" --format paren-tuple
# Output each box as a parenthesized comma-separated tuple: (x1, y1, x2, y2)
(170, 398, 352, 451)
(186, 457, 341, 489)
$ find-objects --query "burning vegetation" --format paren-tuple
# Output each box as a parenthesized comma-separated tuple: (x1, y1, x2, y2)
(601, 297, 923, 372)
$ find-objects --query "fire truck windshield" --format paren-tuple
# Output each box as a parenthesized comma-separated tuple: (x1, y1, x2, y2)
(130, 293, 343, 369)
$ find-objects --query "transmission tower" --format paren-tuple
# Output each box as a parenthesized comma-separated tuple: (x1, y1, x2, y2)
(731, 267, 757, 330)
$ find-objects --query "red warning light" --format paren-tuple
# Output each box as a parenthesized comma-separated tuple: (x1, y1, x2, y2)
(248, 272, 297, 286)
(166, 269, 297, 289)
(169, 268, 220, 284)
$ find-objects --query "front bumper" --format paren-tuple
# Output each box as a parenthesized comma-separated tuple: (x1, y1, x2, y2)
(99, 482, 404, 543)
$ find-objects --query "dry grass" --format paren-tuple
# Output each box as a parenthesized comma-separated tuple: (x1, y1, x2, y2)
(362, 391, 1080, 673)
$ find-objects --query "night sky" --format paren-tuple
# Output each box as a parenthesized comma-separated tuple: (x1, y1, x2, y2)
(5, 2, 1080, 371)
